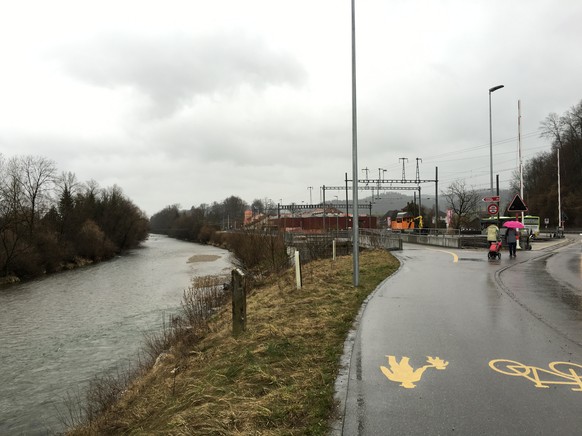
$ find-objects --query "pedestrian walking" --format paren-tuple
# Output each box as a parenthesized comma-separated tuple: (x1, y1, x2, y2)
(486, 223, 499, 247)
(506, 227, 517, 257)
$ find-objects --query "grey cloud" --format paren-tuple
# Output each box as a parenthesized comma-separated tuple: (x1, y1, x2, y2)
(57, 32, 307, 116)
(146, 103, 351, 170)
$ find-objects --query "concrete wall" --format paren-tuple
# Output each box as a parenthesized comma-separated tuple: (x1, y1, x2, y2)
(359, 233, 403, 250)
(399, 233, 461, 248)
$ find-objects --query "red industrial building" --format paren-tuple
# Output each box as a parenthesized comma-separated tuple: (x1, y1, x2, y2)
(269, 215, 377, 232)
(244, 206, 377, 232)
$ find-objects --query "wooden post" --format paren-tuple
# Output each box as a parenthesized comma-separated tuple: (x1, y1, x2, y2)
(231, 268, 246, 337)
(295, 249, 302, 289)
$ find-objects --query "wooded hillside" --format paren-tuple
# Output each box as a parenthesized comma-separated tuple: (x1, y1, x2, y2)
(524, 100, 582, 228)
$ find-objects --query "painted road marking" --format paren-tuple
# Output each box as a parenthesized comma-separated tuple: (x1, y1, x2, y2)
(380, 356, 449, 388)
(379, 357, 582, 391)
(489, 359, 582, 391)
(427, 248, 459, 263)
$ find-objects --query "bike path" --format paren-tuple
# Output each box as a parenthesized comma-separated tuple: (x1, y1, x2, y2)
(335, 244, 582, 435)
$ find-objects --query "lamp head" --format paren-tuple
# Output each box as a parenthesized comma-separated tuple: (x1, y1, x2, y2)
(489, 85, 505, 93)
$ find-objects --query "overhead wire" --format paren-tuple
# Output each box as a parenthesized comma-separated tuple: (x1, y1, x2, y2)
(369, 129, 547, 170)
(358, 129, 551, 194)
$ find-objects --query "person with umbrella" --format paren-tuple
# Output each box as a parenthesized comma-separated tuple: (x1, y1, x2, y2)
(503, 220, 524, 258)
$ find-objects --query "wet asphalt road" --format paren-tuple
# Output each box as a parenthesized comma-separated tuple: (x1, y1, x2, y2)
(337, 236, 582, 435)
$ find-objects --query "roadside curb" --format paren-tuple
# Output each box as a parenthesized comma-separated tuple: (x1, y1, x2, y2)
(531, 238, 573, 252)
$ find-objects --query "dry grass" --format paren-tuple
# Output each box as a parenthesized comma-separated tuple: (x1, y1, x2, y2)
(67, 249, 398, 435)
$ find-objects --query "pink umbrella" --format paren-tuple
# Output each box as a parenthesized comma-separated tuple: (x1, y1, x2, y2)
(503, 220, 524, 229)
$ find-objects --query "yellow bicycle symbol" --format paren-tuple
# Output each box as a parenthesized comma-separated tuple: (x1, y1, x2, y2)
(489, 359, 582, 391)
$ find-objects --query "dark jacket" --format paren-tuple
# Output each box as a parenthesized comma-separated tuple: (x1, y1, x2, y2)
(506, 228, 517, 244)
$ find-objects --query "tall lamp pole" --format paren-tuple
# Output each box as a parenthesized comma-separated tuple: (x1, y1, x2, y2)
(557, 148, 562, 233)
(351, 0, 359, 286)
(489, 84, 504, 193)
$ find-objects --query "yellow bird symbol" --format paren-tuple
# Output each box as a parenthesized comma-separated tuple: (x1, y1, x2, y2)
(381, 356, 448, 388)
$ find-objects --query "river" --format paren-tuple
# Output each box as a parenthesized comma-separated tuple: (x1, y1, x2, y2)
(0, 234, 232, 435)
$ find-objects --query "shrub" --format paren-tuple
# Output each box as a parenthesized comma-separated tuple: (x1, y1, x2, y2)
(9, 242, 44, 278)
(76, 219, 116, 261)
(223, 231, 289, 275)
(197, 225, 217, 244)
(34, 230, 65, 273)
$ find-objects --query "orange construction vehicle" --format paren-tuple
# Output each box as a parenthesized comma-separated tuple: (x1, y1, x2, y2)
(391, 212, 423, 231)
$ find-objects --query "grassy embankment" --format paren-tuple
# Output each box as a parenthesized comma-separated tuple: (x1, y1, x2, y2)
(69, 249, 399, 435)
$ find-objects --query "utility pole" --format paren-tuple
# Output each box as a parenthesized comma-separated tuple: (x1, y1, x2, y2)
(434, 166, 439, 230)
(399, 157, 408, 181)
(415, 157, 422, 182)
(518, 100, 524, 224)
(378, 168, 385, 199)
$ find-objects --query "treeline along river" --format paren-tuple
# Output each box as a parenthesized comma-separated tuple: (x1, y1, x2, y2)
(0, 235, 232, 435)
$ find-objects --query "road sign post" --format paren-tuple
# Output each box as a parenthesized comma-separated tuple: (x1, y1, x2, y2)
(487, 203, 499, 215)
(507, 194, 528, 213)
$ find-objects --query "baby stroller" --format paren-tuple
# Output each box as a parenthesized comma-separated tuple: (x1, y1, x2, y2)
(488, 240, 502, 260)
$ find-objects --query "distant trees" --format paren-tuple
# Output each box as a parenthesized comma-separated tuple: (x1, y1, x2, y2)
(150, 204, 209, 241)
(149, 196, 251, 243)
(149, 204, 181, 235)
(0, 154, 149, 280)
(524, 101, 582, 227)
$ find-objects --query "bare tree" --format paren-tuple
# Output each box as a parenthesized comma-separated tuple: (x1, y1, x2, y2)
(251, 198, 265, 214)
(55, 171, 80, 200)
(0, 158, 28, 274)
(16, 155, 57, 232)
(540, 112, 565, 147)
(2, 157, 26, 218)
(442, 180, 480, 229)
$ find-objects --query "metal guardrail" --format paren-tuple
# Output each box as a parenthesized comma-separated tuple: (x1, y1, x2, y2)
(284, 229, 402, 254)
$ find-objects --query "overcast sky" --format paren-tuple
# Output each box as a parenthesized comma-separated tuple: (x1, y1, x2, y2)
(1, 0, 580, 216)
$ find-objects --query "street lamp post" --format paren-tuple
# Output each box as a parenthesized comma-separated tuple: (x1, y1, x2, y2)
(557, 148, 562, 234)
(351, 0, 359, 286)
(489, 84, 504, 193)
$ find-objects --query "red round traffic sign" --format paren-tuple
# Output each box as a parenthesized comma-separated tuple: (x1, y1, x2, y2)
(487, 203, 499, 215)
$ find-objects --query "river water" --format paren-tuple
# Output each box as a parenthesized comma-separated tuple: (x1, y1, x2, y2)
(0, 234, 232, 435)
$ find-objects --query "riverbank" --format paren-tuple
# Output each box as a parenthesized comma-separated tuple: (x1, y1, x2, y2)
(0, 236, 232, 434)
(67, 249, 399, 435)
(0, 256, 96, 287)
